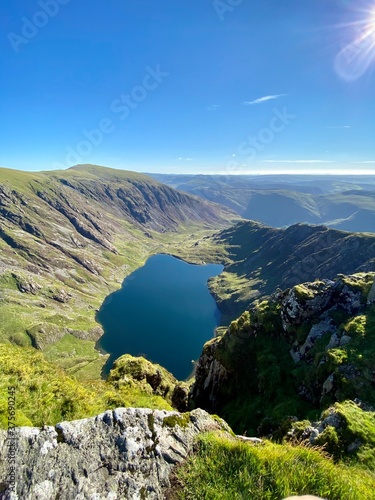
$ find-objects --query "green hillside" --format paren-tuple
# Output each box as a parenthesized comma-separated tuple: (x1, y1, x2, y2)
(192, 272, 375, 441)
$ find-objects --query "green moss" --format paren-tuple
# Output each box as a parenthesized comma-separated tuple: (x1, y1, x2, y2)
(162, 412, 191, 428)
(108, 354, 177, 401)
(294, 283, 316, 300)
(315, 425, 341, 456)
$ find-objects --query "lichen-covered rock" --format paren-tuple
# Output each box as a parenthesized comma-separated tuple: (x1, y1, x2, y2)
(0, 408, 230, 500)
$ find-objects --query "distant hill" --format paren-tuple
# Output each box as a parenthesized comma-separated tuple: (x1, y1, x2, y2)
(150, 174, 375, 232)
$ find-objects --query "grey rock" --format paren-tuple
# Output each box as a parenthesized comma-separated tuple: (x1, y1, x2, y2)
(326, 332, 340, 350)
(339, 335, 352, 347)
(299, 319, 336, 357)
(347, 439, 362, 453)
(322, 374, 335, 396)
(0, 408, 229, 500)
(367, 277, 375, 304)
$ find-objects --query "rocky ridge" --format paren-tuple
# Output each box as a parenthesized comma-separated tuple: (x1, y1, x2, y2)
(0, 408, 230, 500)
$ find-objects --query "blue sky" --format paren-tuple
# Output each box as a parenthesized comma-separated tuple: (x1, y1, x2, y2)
(1, 0, 375, 174)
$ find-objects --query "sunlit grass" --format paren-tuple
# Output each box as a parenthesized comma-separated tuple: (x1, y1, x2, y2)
(0, 344, 172, 429)
(175, 432, 375, 500)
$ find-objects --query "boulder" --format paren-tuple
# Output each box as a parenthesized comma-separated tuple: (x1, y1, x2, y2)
(0, 408, 229, 499)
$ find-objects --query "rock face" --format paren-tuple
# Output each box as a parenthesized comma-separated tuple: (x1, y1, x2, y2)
(191, 272, 375, 434)
(0, 408, 229, 500)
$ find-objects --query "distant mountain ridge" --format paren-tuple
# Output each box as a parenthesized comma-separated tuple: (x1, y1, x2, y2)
(150, 173, 375, 232)
(208, 220, 375, 322)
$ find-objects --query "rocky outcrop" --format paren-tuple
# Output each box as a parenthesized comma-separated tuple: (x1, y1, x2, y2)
(107, 355, 191, 411)
(287, 399, 375, 463)
(191, 272, 375, 434)
(0, 408, 230, 500)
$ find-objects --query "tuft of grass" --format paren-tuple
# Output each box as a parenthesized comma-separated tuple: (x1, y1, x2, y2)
(174, 432, 375, 500)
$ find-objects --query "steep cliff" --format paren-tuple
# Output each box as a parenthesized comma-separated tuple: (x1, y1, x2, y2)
(192, 272, 375, 435)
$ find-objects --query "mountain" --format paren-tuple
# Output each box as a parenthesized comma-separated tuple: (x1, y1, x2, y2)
(0, 165, 235, 378)
(150, 174, 375, 232)
(208, 221, 375, 322)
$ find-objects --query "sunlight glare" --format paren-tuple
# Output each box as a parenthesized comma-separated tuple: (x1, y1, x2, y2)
(334, 5, 375, 80)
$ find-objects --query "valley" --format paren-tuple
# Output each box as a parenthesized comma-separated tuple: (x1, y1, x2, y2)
(0, 164, 235, 380)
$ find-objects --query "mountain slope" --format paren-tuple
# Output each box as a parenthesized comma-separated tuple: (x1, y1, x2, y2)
(0, 165, 235, 377)
(209, 221, 375, 322)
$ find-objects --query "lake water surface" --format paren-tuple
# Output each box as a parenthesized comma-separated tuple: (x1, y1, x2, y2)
(97, 254, 223, 380)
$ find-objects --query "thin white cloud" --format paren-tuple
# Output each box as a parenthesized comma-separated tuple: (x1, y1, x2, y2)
(243, 94, 286, 105)
(177, 157, 193, 161)
(326, 125, 351, 129)
(356, 160, 375, 164)
(206, 104, 221, 111)
(261, 159, 335, 164)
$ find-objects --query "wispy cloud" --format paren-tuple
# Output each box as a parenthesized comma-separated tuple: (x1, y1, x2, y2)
(243, 94, 286, 105)
(261, 159, 334, 164)
(356, 160, 375, 164)
(206, 104, 221, 111)
(326, 125, 351, 129)
(178, 157, 194, 161)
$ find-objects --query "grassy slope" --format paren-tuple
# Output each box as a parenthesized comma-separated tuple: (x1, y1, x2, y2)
(0, 344, 172, 428)
(173, 432, 375, 500)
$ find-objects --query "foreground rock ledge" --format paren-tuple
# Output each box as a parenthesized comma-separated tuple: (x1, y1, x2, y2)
(0, 408, 229, 500)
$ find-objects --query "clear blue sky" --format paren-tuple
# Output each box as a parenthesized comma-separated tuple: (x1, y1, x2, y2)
(1, 0, 375, 174)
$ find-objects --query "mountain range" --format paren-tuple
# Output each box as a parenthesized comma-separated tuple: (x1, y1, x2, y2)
(151, 173, 375, 232)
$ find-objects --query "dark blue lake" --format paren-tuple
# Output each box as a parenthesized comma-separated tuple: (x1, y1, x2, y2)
(97, 254, 223, 380)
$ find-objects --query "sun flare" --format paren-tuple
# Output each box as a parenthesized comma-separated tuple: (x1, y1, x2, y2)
(334, 4, 375, 80)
